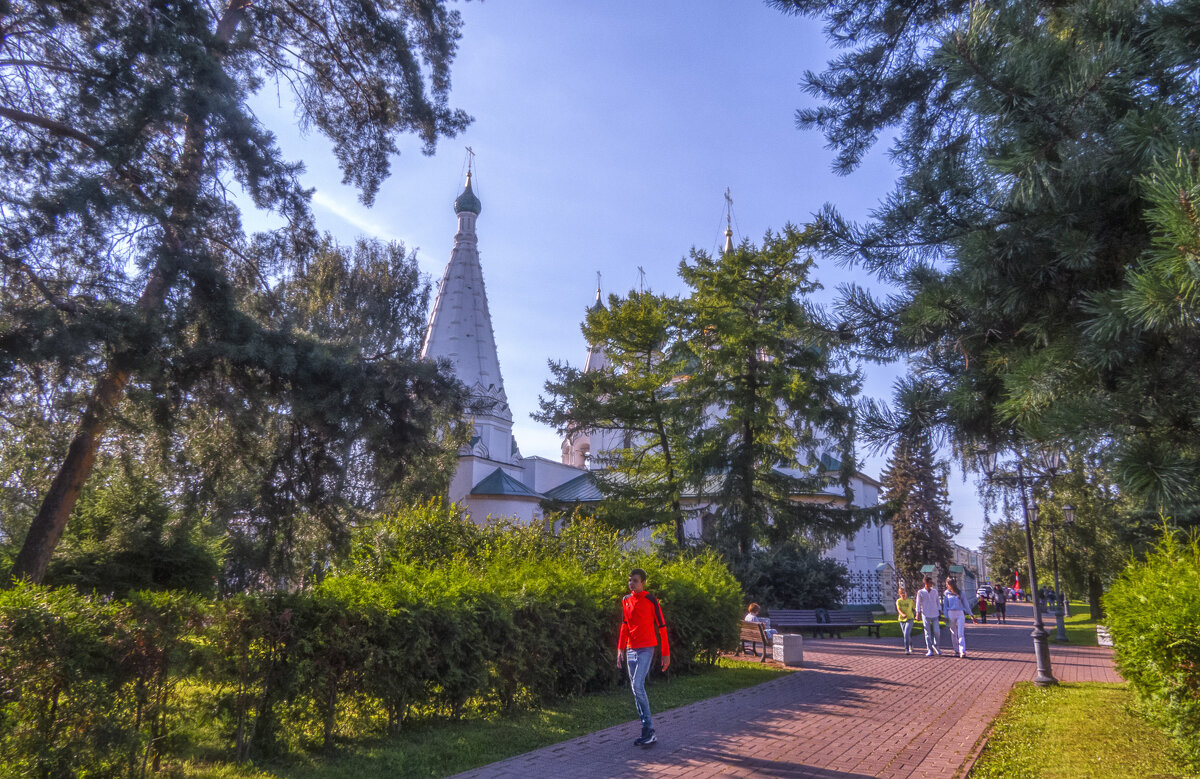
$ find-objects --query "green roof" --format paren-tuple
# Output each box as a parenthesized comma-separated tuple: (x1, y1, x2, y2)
(820, 453, 843, 471)
(920, 564, 937, 573)
(470, 468, 540, 498)
(543, 471, 603, 502)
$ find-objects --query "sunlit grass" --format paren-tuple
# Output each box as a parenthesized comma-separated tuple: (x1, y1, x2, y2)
(970, 682, 1193, 778)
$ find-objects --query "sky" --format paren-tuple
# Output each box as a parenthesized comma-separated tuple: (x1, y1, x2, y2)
(247, 0, 990, 549)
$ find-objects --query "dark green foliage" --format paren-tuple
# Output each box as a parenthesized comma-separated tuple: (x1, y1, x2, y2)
(0, 585, 203, 777)
(538, 227, 864, 556)
(0, 0, 472, 583)
(0, 509, 741, 772)
(773, 0, 1200, 520)
(879, 434, 958, 590)
(42, 469, 222, 597)
(536, 292, 701, 546)
(1103, 529, 1200, 768)
(730, 541, 851, 610)
(679, 226, 863, 555)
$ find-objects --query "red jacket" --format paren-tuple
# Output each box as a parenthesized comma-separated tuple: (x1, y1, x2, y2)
(617, 590, 670, 656)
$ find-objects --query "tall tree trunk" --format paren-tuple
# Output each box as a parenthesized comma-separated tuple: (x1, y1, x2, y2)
(1087, 571, 1104, 621)
(6, 0, 247, 584)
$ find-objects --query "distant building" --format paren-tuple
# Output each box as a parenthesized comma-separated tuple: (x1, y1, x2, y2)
(952, 542, 987, 584)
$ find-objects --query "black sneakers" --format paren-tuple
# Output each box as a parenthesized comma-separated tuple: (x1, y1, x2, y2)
(634, 729, 657, 747)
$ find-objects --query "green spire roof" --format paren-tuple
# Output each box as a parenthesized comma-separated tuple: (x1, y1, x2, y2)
(454, 170, 481, 215)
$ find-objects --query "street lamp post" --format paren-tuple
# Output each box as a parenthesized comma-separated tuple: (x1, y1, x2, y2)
(979, 446, 1059, 687)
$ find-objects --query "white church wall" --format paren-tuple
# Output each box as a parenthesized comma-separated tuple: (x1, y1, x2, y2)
(463, 495, 541, 526)
(521, 456, 586, 494)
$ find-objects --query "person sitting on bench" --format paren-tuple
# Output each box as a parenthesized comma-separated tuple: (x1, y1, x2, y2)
(744, 603, 777, 641)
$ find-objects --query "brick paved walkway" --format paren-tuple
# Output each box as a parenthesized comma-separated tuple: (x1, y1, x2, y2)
(455, 603, 1120, 778)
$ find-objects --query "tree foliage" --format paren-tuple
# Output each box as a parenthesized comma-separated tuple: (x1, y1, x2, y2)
(538, 227, 865, 557)
(0, 0, 473, 583)
(536, 292, 701, 546)
(732, 541, 851, 610)
(980, 518, 1026, 591)
(678, 226, 863, 555)
(772, 0, 1200, 521)
(879, 432, 959, 590)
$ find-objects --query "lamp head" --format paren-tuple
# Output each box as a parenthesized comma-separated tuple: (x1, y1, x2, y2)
(1038, 446, 1065, 476)
(1062, 504, 1076, 524)
(978, 446, 1000, 479)
(1028, 503, 1040, 526)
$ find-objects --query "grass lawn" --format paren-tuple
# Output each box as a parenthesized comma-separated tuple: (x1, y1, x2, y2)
(970, 682, 1195, 778)
(182, 657, 786, 779)
(1056, 600, 1101, 646)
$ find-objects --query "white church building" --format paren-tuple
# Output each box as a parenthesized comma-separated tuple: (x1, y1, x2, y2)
(420, 173, 896, 607)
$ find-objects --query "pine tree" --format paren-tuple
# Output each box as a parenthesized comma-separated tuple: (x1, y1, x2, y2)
(677, 226, 862, 556)
(772, 0, 1200, 522)
(879, 435, 959, 590)
(0, 1, 472, 582)
(538, 227, 865, 554)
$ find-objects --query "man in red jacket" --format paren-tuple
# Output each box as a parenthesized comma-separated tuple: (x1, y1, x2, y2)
(617, 567, 670, 746)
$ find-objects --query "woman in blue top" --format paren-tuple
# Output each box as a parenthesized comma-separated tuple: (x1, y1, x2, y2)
(943, 577, 977, 657)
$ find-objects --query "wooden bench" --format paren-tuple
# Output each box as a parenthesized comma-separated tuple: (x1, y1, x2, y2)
(763, 609, 826, 637)
(824, 609, 881, 638)
(736, 621, 772, 661)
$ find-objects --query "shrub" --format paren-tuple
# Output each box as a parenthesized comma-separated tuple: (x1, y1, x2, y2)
(0, 511, 745, 770)
(652, 553, 743, 670)
(0, 584, 129, 778)
(0, 585, 202, 777)
(1103, 529, 1200, 768)
(730, 541, 851, 610)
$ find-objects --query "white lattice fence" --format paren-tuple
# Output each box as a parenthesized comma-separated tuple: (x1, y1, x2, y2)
(842, 570, 888, 606)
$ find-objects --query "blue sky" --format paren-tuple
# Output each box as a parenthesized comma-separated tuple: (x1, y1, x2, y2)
(248, 0, 991, 549)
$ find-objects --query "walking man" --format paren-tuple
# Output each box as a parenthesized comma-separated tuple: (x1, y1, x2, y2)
(914, 574, 942, 656)
(617, 568, 670, 746)
(994, 584, 1007, 624)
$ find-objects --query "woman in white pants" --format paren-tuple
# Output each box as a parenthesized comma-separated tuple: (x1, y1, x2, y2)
(943, 577, 977, 657)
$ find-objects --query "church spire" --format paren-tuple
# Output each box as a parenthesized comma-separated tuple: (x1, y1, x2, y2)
(421, 166, 511, 422)
(583, 272, 609, 374)
(590, 271, 605, 311)
(723, 187, 734, 255)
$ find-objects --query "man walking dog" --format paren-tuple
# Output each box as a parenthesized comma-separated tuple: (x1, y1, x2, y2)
(617, 568, 670, 746)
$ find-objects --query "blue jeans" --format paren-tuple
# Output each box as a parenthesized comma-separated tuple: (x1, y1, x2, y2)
(626, 647, 655, 733)
(900, 619, 913, 651)
(922, 615, 940, 653)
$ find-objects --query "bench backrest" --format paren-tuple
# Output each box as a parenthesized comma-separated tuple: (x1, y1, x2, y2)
(766, 609, 820, 625)
(740, 621, 768, 643)
(827, 610, 869, 624)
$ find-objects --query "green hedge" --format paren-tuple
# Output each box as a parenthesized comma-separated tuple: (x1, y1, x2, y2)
(0, 508, 740, 774)
(1103, 529, 1200, 768)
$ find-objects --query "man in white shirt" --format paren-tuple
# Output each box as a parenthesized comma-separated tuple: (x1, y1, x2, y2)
(914, 575, 943, 656)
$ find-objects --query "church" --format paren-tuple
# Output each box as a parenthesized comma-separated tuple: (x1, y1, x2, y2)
(420, 171, 896, 607)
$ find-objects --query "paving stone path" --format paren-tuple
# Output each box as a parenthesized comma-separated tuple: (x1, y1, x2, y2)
(455, 603, 1120, 778)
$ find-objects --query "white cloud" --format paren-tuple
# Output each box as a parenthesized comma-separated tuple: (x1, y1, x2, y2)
(311, 190, 404, 242)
